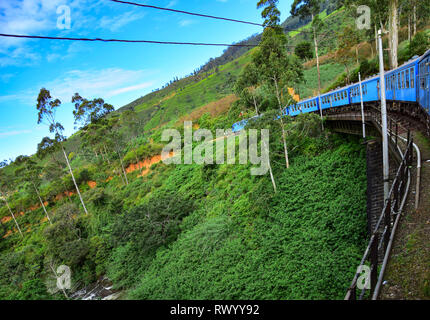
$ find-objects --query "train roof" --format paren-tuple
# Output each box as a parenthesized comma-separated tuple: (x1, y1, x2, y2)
(287, 48, 428, 107)
(419, 48, 430, 62)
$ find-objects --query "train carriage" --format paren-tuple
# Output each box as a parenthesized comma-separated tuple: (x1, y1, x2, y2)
(419, 49, 430, 113)
(232, 48, 430, 133)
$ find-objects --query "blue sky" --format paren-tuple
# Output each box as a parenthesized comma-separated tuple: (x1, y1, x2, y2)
(0, 0, 294, 161)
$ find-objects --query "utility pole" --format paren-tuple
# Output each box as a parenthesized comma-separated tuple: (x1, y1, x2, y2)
(358, 72, 366, 139)
(378, 30, 390, 201)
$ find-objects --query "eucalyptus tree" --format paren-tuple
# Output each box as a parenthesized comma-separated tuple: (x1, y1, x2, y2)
(234, 63, 262, 116)
(37, 136, 71, 202)
(121, 109, 143, 170)
(36, 88, 89, 215)
(0, 170, 23, 237)
(291, 0, 325, 121)
(337, 25, 360, 84)
(105, 117, 129, 185)
(15, 157, 52, 224)
(250, 26, 304, 169)
(72, 94, 114, 130)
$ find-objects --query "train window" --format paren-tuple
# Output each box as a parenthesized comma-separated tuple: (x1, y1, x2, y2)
(410, 68, 415, 88)
(397, 73, 401, 89)
(406, 71, 410, 88)
(399, 72, 404, 89)
(403, 71, 406, 89)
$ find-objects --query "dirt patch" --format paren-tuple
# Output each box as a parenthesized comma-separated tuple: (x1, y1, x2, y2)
(1, 216, 11, 224)
(124, 152, 175, 177)
(177, 94, 238, 125)
(88, 181, 97, 189)
(2, 230, 12, 239)
(29, 204, 41, 211)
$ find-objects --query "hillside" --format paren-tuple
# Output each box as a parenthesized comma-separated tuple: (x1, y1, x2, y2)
(2, 0, 424, 300)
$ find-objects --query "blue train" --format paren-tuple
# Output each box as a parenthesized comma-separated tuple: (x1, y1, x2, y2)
(232, 48, 430, 133)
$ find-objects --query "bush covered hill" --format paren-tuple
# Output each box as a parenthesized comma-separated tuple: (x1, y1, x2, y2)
(0, 0, 427, 299)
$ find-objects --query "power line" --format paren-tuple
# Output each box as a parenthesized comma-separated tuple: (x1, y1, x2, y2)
(110, 0, 264, 27)
(0, 33, 258, 47)
(110, 0, 316, 35)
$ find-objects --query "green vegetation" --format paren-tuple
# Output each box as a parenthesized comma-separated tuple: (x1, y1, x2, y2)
(3, 0, 428, 300)
(128, 135, 367, 299)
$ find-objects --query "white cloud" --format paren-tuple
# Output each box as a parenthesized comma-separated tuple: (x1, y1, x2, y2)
(111, 82, 153, 95)
(166, 1, 178, 8)
(0, 68, 155, 108)
(179, 19, 196, 27)
(41, 68, 154, 101)
(0, 73, 15, 83)
(0, 0, 100, 65)
(0, 130, 32, 139)
(99, 11, 145, 32)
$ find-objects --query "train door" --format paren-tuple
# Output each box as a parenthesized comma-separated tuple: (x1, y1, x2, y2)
(426, 76, 430, 112)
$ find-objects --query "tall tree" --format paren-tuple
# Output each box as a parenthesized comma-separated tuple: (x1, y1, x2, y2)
(106, 117, 129, 185)
(388, 0, 399, 69)
(245, 2, 304, 170)
(0, 170, 23, 237)
(291, 0, 324, 124)
(15, 157, 52, 224)
(37, 136, 72, 202)
(37, 88, 89, 215)
(72, 93, 114, 129)
(337, 26, 359, 84)
(257, 0, 282, 30)
(121, 109, 144, 170)
(234, 63, 262, 116)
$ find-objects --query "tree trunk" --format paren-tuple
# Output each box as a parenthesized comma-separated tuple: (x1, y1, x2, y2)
(61, 145, 89, 215)
(33, 183, 51, 224)
(4, 199, 23, 237)
(280, 118, 290, 169)
(375, 24, 379, 58)
(356, 46, 359, 65)
(312, 15, 324, 129)
(252, 92, 259, 115)
(273, 77, 290, 169)
(103, 145, 111, 165)
(262, 139, 277, 193)
(118, 152, 129, 185)
(413, 3, 417, 36)
(345, 64, 350, 84)
(388, 0, 399, 69)
(408, 15, 411, 42)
